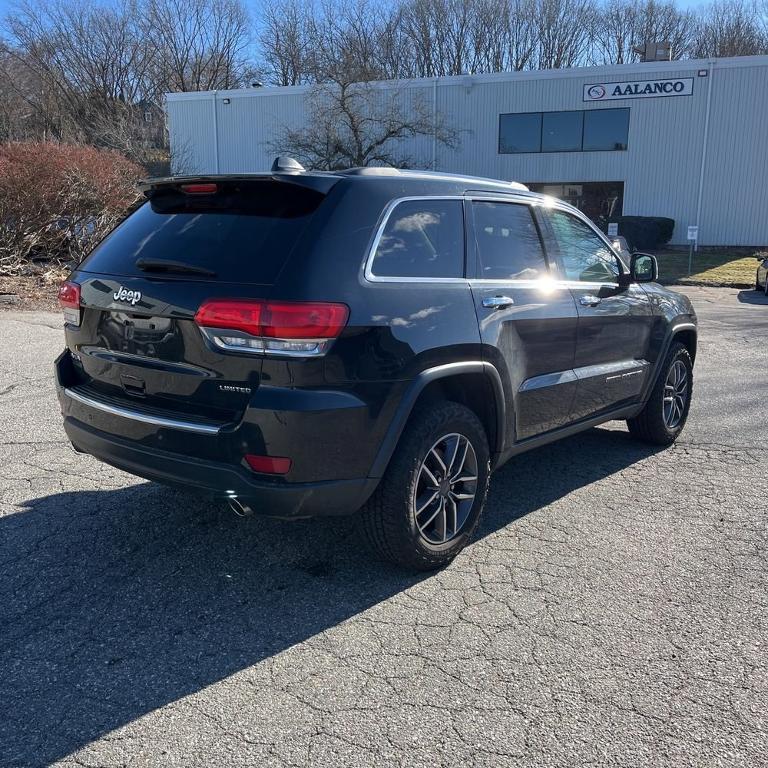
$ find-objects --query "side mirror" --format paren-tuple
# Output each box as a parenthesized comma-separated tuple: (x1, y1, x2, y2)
(630, 252, 658, 283)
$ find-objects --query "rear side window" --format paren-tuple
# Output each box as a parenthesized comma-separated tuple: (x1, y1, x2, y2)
(370, 199, 464, 279)
(472, 201, 547, 280)
(78, 181, 325, 284)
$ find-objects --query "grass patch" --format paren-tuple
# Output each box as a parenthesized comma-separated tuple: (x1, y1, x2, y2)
(655, 250, 763, 287)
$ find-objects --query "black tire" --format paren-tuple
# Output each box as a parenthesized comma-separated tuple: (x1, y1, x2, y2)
(627, 342, 693, 446)
(361, 401, 490, 571)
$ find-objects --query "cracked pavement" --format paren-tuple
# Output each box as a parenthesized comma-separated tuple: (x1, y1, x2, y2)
(1, 286, 766, 767)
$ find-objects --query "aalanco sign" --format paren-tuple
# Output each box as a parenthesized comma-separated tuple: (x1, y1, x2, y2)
(583, 77, 694, 101)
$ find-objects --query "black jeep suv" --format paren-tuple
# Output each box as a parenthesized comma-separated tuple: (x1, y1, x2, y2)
(56, 160, 697, 570)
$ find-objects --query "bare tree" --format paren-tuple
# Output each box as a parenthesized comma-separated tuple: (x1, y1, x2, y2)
(592, 0, 694, 64)
(270, 75, 458, 169)
(4, 0, 154, 148)
(503, 0, 540, 70)
(693, 0, 767, 57)
(142, 0, 254, 92)
(0, 44, 46, 141)
(634, 0, 695, 59)
(258, 0, 318, 85)
(759, 0, 768, 39)
(3, 0, 255, 161)
(534, 0, 596, 69)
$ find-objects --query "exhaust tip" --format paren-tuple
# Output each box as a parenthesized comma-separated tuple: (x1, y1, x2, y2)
(228, 498, 254, 517)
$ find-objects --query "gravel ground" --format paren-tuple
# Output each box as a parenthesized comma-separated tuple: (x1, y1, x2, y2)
(0, 285, 766, 767)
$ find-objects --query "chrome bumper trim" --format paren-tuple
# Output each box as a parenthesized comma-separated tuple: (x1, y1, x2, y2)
(63, 387, 221, 435)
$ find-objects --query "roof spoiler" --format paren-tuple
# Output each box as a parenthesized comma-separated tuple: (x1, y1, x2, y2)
(138, 172, 339, 197)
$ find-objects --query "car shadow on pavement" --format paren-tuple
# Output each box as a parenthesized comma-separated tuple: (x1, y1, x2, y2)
(0, 426, 660, 766)
(736, 289, 768, 304)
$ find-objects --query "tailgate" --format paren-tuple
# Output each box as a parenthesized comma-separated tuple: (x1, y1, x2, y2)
(64, 275, 264, 422)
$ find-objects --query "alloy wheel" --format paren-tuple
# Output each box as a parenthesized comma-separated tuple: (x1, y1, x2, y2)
(663, 359, 688, 429)
(412, 433, 478, 545)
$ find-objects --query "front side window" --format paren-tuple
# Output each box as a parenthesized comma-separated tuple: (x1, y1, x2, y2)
(370, 199, 464, 279)
(543, 209, 620, 283)
(472, 201, 547, 280)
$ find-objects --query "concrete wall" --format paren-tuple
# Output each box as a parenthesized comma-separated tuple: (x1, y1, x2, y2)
(166, 56, 768, 246)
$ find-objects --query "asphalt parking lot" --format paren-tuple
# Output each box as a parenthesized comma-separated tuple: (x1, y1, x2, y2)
(1, 285, 766, 767)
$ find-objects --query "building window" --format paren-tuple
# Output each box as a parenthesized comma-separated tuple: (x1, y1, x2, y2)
(499, 108, 629, 154)
(498, 112, 542, 153)
(583, 109, 629, 151)
(542, 111, 583, 152)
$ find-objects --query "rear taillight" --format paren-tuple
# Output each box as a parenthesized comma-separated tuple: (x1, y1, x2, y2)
(195, 299, 349, 357)
(58, 281, 81, 326)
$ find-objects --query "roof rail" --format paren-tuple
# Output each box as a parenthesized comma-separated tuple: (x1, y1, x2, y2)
(338, 166, 527, 189)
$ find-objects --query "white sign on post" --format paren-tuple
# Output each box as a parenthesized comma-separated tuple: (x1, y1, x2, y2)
(607, 222, 619, 237)
(687, 225, 699, 274)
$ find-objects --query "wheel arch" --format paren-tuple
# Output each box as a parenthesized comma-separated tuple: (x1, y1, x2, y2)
(672, 324, 697, 364)
(368, 362, 506, 479)
(639, 320, 697, 407)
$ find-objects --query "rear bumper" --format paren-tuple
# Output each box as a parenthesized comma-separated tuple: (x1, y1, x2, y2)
(55, 351, 379, 517)
(61, 418, 378, 517)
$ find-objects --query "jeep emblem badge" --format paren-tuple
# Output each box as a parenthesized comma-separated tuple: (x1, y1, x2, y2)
(113, 286, 142, 306)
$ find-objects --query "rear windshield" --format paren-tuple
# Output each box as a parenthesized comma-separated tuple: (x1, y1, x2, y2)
(78, 180, 326, 284)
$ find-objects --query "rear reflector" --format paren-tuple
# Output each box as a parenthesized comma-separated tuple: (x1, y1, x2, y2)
(195, 299, 349, 357)
(244, 454, 292, 475)
(58, 281, 81, 326)
(180, 183, 218, 195)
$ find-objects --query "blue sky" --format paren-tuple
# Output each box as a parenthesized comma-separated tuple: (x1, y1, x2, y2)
(0, 0, 714, 37)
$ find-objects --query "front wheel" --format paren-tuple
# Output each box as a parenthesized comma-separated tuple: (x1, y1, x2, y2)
(627, 342, 693, 445)
(361, 401, 490, 571)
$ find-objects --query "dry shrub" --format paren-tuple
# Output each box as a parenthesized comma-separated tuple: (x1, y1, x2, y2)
(0, 142, 143, 276)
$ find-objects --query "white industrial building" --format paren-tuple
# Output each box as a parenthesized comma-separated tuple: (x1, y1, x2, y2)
(166, 55, 768, 247)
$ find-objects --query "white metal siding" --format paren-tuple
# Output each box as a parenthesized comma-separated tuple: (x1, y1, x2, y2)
(697, 63, 768, 246)
(166, 56, 768, 246)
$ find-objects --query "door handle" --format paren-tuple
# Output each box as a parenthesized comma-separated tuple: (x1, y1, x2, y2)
(579, 295, 602, 307)
(482, 295, 514, 309)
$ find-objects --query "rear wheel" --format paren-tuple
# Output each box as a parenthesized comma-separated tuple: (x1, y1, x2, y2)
(361, 401, 490, 571)
(627, 342, 693, 445)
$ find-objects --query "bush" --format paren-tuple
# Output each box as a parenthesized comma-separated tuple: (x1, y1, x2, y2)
(0, 142, 143, 276)
(607, 216, 675, 251)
